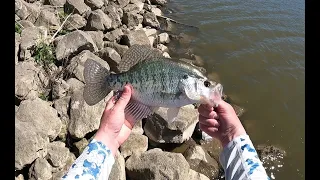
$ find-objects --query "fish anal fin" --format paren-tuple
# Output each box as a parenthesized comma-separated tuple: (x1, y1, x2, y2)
(124, 99, 153, 125)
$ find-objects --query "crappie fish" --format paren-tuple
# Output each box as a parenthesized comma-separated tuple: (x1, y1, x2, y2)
(83, 45, 223, 123)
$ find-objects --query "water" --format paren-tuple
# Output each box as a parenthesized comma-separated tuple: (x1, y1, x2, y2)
(164, 0, 305, 179)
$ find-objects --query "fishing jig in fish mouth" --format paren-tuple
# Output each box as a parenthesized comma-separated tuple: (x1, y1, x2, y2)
(83, 44, 223, 123)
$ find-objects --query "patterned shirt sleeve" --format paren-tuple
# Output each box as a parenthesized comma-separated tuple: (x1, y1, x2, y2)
(61, 139, 115, 180)
(220, 134, 270, 180)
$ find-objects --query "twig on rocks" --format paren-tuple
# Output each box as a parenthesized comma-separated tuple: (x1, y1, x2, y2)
(50, 13, 73, 42)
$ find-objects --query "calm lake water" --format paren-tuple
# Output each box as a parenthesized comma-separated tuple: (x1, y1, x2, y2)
(164, 0, 305, 179)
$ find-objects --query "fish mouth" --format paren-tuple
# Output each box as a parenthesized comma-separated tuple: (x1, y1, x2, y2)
(201, 83, 223, 107)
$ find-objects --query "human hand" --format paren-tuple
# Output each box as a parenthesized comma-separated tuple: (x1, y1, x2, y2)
(198, 100, 247, 147)
(94, 84, 134, 156)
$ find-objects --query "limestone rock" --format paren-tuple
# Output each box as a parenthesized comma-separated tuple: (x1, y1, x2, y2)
(56, 30, 98, 61)
(144, 105, 199, 143)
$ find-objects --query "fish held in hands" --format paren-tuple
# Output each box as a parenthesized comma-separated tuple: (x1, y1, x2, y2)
(83, 45, 223, 123)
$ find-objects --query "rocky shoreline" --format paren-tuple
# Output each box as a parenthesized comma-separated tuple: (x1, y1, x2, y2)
(15, 0, 286, 179)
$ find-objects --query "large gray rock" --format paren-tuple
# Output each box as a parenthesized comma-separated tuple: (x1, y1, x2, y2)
(109, 151, 126, 180)
(148, 36, 155, 46)
(163, 52, 171, 58)
(56, 30, 98, 61)
(66, 78, 85, 93)
(53, 35, 65, 47)
(189, 169, 210, 180)
(132, 119, 143, 135)
(144, 105, 199, 143)
(151, 7, 162, 16)
(143, 12, 160, 29)
(103, 5, 122, 29)
(17, 20, 34, 28)
(123, 12, 143, 28)
(64, 14, 87, 31)
(48, 0, 66, 6)
(28, 158, 53, 180)
(123, 3, 143, 13)
(47, 141, 70, 168)
(126, 148, 190, 180)
(87, 9, 112, 31)
(199, 138, 223, 162)
(15, 105, 19, 113)
(120, 134, 148, 158)
(68, 89, 112, 138)
(15, 61, 41, 100)
(54, 96, 71, 120)
(56, 122, 68, 143)
(15, 33, 20, 64)
(86, 31, 104, 50)
(104, 42, 129, 57)
(85, 0, 104, 9)
(104, 29, 124, 42)
(116, 0, 130, 8)
(15, 0, 41, 23)
(67, 50, 109, 83)
(15, 98, 62, 141)
(122, 29, 150, 46)
(51, 152, 76, 179)
(143, 27, 157, 37)
(156, 43, 168, 52)
(15, 14, 21, 21)
(74, 138, 89, 154)
(19, 26, 47, 60)
(15, 174, 24, 180)
(98, 47, 121, 72)
(35, 9, 60, 29)
(183, 145, 220, 179)
(150, 0, 167, 6)
(158, 32, 170, 44)
(52, 78, 70, 100)
(15, 121, 49, 170)
(65, 0, 91, 15)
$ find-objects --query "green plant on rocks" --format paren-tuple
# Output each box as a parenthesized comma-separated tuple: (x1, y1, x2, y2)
(39, 92, 49, 101)
(15, 22, 22, 34)
(34, 41, 56, 66)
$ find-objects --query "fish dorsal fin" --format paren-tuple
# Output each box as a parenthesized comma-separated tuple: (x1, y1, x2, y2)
(118, 45, 163, 73)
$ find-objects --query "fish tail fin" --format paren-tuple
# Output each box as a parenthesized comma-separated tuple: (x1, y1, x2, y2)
(83, 59, 111, 106)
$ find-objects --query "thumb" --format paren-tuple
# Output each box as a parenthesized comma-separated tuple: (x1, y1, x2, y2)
(113, 84, 132, 111)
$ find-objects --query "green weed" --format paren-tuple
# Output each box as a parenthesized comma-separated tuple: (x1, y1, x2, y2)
(39, 92, 49, 101)
(34, 42, 56, 65)
(15, 23, 22, 34)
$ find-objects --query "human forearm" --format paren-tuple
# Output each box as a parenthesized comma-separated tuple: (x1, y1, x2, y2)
(62, 139, 115, 180)
(220, 134, 270, 180)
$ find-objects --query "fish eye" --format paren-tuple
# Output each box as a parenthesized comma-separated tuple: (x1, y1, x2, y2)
(204, 80, 211, 87)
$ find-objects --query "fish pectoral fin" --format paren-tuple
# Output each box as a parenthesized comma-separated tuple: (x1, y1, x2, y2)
(166, 107, 180, 123)
(124, 99, 153, 125)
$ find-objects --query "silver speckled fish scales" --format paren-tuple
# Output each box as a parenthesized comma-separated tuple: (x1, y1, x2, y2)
(83, 45, 223, 124)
